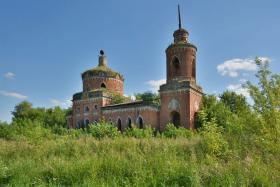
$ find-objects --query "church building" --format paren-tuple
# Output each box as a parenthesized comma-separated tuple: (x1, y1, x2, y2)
(67, 7, 203, 131)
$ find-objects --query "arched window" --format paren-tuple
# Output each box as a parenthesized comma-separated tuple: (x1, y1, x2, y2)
(117, 118, 122, 131)
(85, 119, 90, 127)
(76, 121, 81, 128)
(109, 118, 113, 125)
(127, 117, 132, 128)
(84, 106, 89, 113)
(101, 83, 106, 89)
(171, 111, 180, 127)
(172, 56, 180, 75)
(137, 117, 144, 129)
(192, 58, 196, 78)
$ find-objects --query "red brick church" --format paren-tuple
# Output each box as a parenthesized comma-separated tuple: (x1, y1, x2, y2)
(67, 7, 203, 131)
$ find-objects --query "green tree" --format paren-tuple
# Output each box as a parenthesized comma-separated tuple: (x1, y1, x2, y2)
(196, 95, 233, 129)
(44, 107, 68, 128)
(135, 92, 160, 106)
(246, 58, 280, 142)
(110, 93, 127, 104)
(11, 101, 45, 122)
(220, 91, 250, 114)
(11, 101, 69, 129)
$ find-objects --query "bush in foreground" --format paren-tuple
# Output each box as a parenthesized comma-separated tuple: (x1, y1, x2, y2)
(163, 123, 193, 138)
(88, 121, 120, 139)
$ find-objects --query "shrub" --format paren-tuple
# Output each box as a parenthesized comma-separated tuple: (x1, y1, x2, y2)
(0, 160, 10, 185)
(163, 123, 193, 138)
(0, 119, 53, 141)
(88, 121, 120, 139)
(123, 125, 155, 138)
(198, 119, 229, 158)
(51, 125, 68, 135)
(0, 123, 14, 140)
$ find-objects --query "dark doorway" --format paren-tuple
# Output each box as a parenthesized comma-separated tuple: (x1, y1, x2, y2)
(127, 117, 132, 128)
(138, 117, 144, 129)
(171, 111, 180, 127)
(117, 118, 122, 131)
(101, 83, 106, 88)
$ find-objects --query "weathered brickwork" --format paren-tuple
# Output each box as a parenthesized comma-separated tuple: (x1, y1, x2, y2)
(166, 45, 197, 83)
(102, 102, 159, 130)
(82, 77, 123, 95)
(67, 16, 203, 131)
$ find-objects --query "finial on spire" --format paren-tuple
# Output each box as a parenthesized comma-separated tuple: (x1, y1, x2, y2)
(178, 4, 182, 29)
(98, 49, 107, 66)
(100, 50, 104, 56)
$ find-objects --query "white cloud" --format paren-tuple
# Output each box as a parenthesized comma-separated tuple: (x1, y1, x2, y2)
(217, 57, 271, 78)
(0, 90, 27, 99)
(217, 58, 257, 77)
(50, 98, 71, 108)
(258, 57, 271, 64)
(227, 84, 250, 98)
(3, 72, 15, 79)
(146, 79, 165, 92)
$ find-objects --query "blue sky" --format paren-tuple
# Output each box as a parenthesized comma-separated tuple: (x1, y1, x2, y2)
(1, 0, 280, 122)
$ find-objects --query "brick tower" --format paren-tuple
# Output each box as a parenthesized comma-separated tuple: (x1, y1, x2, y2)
(159, 5, 203, 130)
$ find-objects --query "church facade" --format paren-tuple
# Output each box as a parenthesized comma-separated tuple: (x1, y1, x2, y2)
(67, 10, 203, 131)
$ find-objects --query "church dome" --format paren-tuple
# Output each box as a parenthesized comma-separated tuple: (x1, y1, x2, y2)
(81, 50, 124, 95)
(82, 50, 123, 80)
(82, 65, 124, 80)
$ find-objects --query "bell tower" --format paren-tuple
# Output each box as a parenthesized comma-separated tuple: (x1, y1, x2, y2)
(166, 5, 196, 83)
(159, 5, 203, 130)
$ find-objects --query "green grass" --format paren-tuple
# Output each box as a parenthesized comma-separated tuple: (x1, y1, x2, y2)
(0, 134, 279, 187)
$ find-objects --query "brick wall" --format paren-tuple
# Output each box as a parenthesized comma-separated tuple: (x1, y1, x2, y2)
(159, 87, 202, 131)
(166, 45, 196, 83)
(83, 77, 124, 95)
(102, 106, 159, 130)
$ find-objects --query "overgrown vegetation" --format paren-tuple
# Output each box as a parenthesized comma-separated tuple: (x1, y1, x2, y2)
(135, 92, 161, 106)
(0, 58, 279, 186)
(110, 92, 129, 105)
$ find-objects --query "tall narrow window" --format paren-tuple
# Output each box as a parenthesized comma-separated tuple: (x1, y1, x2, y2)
(192, 58, 196, 78)
(127, 117, 132, 128)
(84, 106, 89, 113)
(76, 121, 81, 128)
(172, 57, 180, 76)
(137, 117, 144, 129)
(85, 119, 90, 127)
(117, 118, 122, 131)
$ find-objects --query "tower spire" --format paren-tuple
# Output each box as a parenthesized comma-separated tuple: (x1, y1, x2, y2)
(178, 4, 182, 29)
